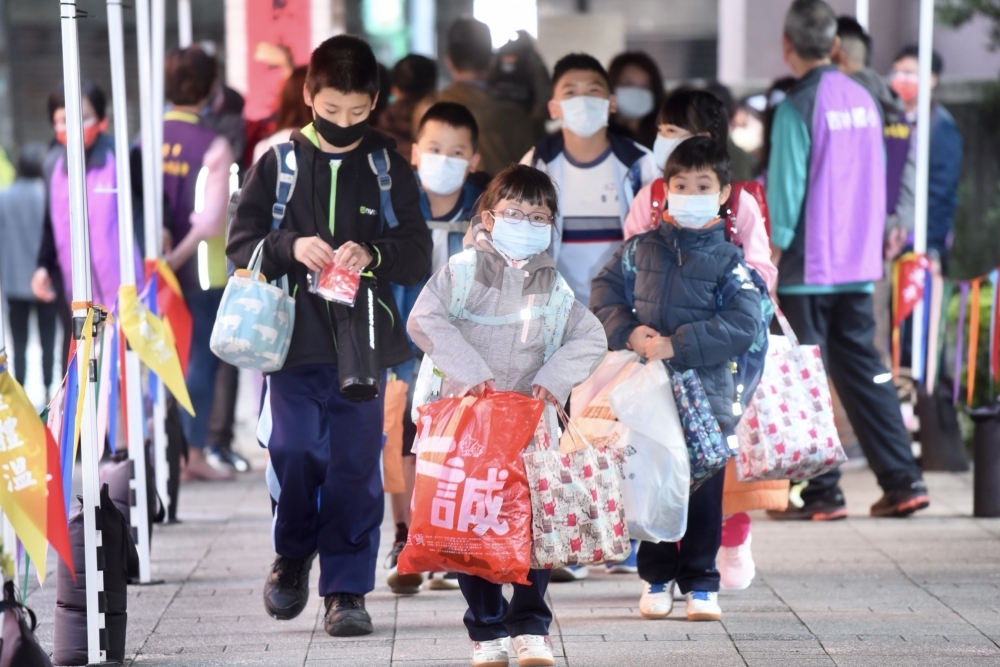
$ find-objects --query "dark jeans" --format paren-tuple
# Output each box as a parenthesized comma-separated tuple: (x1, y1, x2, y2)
(260, 364, 385, 596)
(779, 292, 923, 502)
(6, 298, 59, 387)
(207, 362, 239, 450)
(458, 569, 552, 641)
(180, 287, 224, 449)
(637, 467, 725, 594)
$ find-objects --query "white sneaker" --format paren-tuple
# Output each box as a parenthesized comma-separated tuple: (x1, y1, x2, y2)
(472, 637, 510, 667)
(511, 634, 555, 666)
(718, 534, 756, 591)
(686, 591, 722, 621)
(639, 580, 675, 619)
(549, 565, 589, 582)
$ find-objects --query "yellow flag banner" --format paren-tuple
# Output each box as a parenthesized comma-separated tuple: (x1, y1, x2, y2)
(118, 285, 195, 415)
(0, 362, 52, 581)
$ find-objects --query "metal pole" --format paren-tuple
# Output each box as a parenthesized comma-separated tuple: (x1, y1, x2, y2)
(137, 0, 171, 516)
(107, 0, 153, 585)
(59, 2, 108, 663)
(911, 0, 934, 382)
(0, 279, 16, 593)
(178, 0, 193, 48)
(856, 0, 869, 31)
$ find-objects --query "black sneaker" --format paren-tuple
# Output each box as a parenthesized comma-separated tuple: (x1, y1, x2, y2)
(767, 496, 848, 521)
(263, 553, 316, 620)
(871, 480, 930, 517)
(385, 541, 423, 594)
(324, 593, 374, 637)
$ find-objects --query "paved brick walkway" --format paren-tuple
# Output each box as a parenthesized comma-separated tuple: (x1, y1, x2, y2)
(28, 462, 1000, 666)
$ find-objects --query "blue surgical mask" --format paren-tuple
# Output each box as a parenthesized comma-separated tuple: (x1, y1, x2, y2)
(490, 217, 552, 260)
(667, 192, 722, 229)
(652, 135, 685, 171)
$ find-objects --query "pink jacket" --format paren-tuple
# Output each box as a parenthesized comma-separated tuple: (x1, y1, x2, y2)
(624, 184, 778, 290)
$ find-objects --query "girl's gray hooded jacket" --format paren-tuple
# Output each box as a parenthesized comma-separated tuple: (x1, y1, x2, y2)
(407, 223, 607, 412)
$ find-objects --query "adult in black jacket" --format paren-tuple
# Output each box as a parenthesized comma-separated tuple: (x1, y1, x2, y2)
(226, 35, 431, 638)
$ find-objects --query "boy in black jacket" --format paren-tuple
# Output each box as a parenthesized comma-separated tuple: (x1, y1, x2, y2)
(227, 35, 432, 637)
(590, 138, 762, 623)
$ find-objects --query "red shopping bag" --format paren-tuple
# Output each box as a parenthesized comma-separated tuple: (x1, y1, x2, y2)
(398, 391, 544, 585)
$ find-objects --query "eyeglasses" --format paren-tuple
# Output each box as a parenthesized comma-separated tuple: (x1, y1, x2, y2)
(486, 208, 554, 227)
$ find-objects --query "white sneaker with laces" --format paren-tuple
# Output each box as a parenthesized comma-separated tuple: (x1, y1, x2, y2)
(718, 534, 756, 591)
(639, 580, 675, 619)
(472, 637, 510, 667)
(686, 591, 722, 621)
(511, 635, 555, 666)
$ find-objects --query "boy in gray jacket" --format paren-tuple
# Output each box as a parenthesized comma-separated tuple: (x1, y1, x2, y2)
(407, 165, 607, 667)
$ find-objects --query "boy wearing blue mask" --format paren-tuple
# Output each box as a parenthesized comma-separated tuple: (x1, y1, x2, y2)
(385, 102, 485, 595)
(407, 165, 607, 667)
(591, 137, 763, 623)
(522, 53, 659, 311)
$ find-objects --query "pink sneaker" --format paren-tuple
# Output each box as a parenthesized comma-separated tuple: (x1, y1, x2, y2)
(718, 533, 756, 591)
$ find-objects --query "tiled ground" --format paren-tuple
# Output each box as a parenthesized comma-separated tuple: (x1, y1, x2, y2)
(23, 371, 1000, 666)
(28, 465, 1000, 666)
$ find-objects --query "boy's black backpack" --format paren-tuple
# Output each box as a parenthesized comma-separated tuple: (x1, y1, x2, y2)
(0, 581, 52, 667)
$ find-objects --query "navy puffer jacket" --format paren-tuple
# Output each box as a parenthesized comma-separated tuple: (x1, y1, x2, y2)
(590, 222, 763, 430)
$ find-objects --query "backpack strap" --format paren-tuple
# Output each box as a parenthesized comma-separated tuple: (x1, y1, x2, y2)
(541, 275, 575, 361)
(446, 249, 478, 318)
(650, 177, 665, 229)
(271, 142, 299, 231)
(621, 235, 641, 307)
(368, 148, 400, 230)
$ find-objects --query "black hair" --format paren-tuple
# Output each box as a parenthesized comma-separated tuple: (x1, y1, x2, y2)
(391, 54, 438, 100)
(165, 46, 218, 105)
(417, 102, 479, 151)
(664, 136, 731, 188)
(16, 143, 46, 179)
(480, 164, 559, 218)
(894, 44, 943, 75)
(836, 16, 872, 67)
(657, 88, 729, 151)
(369, 62, 392, 125)
(48, 79, 108, 122)
(306, 35, 380, 97)
(784, 0, 838, 61)
(447, 18, 493, 73)
(607, 51, 665, 148)
(552, 53, 611, 91)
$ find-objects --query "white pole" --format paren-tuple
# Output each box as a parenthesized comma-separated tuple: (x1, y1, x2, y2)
(138, 0, 172, 516)
(178, 0, 193, 48)
(107, 0, 153, 585)
(717, 0, 747, 85)
(856, 0, 870, 31)
(911, 0, 934, 382)
(59, 2, 107, 662)
(0, 281, 15, 592)
(409, 0, 437, 56)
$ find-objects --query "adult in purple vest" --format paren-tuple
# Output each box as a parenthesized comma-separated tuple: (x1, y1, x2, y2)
(766, 0, 928, 522)
(32, 80, 143, 366)
(162, 46, 236, 482)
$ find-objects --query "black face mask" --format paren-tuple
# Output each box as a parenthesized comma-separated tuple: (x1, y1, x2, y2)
(313, 112, 369, 148)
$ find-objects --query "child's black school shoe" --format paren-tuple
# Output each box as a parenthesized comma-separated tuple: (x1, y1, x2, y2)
(324, 593, 374, 637)
(264, 553, 316, 620)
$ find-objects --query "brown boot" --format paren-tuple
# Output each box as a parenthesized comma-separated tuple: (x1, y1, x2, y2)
(181, 447, 235, 482)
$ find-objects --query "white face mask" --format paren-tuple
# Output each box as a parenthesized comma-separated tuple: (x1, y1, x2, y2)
(667, 192, 722, 229)
(614, 86, 655, 120)
(559, 96, 610, 138)
(490, 217, 552, 260)
(417, 153, 469, 196)
(652, 135, 686, 171)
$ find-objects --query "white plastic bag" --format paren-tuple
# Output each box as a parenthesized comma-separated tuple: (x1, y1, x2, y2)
(609, 361, 690, 543)
(571, 350, 642, 415)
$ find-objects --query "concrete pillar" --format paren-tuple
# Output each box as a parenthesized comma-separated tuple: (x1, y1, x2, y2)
(717, 0, 747, 85)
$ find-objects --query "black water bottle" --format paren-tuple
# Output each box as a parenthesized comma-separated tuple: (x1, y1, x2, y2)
(335, 276, 380, 402)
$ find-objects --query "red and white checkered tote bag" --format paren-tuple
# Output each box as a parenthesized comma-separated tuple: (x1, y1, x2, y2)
(735, 309, 847, 481)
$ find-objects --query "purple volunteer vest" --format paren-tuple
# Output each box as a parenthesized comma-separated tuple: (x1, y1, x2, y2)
(162, 110, 218, 290)
(805, 70, 886, 286)
(50, 141, 141, 308)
